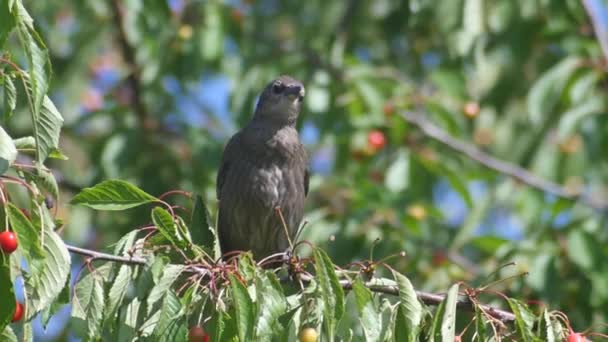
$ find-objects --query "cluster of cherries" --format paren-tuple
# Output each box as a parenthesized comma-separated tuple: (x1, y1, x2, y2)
(0, 230, 23, 322)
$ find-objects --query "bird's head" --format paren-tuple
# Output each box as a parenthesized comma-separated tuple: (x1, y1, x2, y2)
(254, 75, 305, 126)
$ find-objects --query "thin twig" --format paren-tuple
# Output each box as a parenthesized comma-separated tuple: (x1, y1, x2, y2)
(110, 0, 154, 131)
(65, 244, 146, 265)
(400, 111, 608, 210)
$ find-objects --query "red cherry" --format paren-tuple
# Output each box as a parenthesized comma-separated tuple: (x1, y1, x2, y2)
(188, 326, 210, 342)
(367, 130, 386, 151)
(12, 302, 23, 322)
(567, 333, 586, 342)
(0, 231, 18, 254)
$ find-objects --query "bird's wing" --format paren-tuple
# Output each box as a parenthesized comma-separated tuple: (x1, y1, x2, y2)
(216, 132, 240, 200)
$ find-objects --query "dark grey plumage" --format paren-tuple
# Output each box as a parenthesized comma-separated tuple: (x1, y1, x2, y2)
(216, 75, 309, 259)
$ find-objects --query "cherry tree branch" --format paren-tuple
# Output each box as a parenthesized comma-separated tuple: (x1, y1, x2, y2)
(66, 243, 146, 265)
(400, 111, 608, 210)
(64, 243, 515, 322)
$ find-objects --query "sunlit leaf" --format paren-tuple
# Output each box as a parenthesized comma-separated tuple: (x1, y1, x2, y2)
(71, 179, 158, 210)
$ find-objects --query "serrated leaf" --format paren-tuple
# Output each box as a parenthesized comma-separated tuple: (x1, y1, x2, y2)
(440, 283, 459, 342)
(71, 268, 106, 339)
(352, 278, 381, 341)
(71, 179, 157, 210)
(40, 272, 70, 328)
(313, 247, 345, 338)
(6, 203, 43, 260)
(0, 126, 17, 175)
(393, 304, 408, 341)
(153, 292, 187, 341)
(190, 194, 216, 255)
(0, 326, 17, 342)
(255, 271, 287, 340)
(0, 255, 15, 333)
(151, 207, 188, 249)
(147, 264, 185, 313)
(106, 264, 133, 323)
(392, 271, 422, 341)
(3, 75, 16, 120)
(25, 220, 71, 319)
(507, 298, 536, 342)
(118, 297, 141, 342)
(229, 274, 254, 341)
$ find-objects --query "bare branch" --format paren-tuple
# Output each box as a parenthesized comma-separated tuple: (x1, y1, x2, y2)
(400, 110, 608, 210)
(65, 243, 146, 265)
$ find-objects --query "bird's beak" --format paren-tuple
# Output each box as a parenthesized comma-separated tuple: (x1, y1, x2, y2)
(284, 85, 305, 101)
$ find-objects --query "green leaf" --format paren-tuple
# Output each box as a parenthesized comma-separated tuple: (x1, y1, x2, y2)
(352, 279, 381, 341)
(0, 326, 17, 342)
(151, 207, 188, 249)
(71, 179, 158, 210)
(0, 126, 17, 175)
(474, 305, 488, 341)
(229, 273, 255, 341)
(6, 203, 43, 260)
(24, 167, 59, 199)
(12, 136, 35, 150)
(507, 298, 536, 342)
(106, 264, 133, 323)
(0, 255, 15, 334)
(527, 57, 580, 125)
(3, 75, 17, 120)
(384, 149, 410, 193)
(40, 273, 70, 328)
(71, 268, 106, 339)
(313, 247, 345, 339)
(440, 283, 459, 342)
(0, 0, 16, 47)
(153, 291, 187, 341)
(190, 194, 216, 254)
(147, 264, 185, 313)
(25, 219, 71, 319)
(392, 271, 422, 341)
(118, 297, 141, 341)
(393, 304, 408, 341)
(567, 229, 600, 271)
(254, 271, 287, 340)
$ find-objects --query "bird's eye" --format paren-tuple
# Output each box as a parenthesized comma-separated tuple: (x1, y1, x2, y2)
(297, 95, 304, 102)
(272, 83, 284, 94)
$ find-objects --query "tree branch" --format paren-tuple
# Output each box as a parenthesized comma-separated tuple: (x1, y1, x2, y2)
(400, 110, 608, 210)
(65, 243, 146, 265)
(64, 243, 514, 322)
(110, 0, 156, 131)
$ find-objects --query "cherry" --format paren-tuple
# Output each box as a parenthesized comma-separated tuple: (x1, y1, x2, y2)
(0, 231, 18, 254)
(299, 327, 318, 342)
(463, 101, 480, 118)
(12, 302, 23, 322)
(567, 332, 586, 342)
(367, 130, 386, 151)
(188, 326, 209, 342)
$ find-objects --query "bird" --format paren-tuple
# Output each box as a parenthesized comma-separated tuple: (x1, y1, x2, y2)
(216, 75, 309, 260)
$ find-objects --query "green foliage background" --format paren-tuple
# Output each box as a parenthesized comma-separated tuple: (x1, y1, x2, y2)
(2, 0, 608, 340)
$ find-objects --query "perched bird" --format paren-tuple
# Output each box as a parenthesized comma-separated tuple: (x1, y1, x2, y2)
(216, 75, 309, 259)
